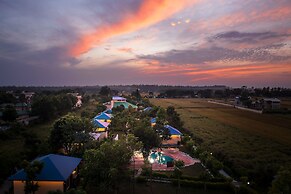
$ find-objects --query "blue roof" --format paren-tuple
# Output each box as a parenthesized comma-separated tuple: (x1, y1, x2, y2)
(164, 125, 183, 135)
(92, 119, 110, 128)
(9, 154, 81, 181)
(103, 109, 112, 114)
(151, 118, 156, 123)
(144, 107, 152, 112)
(94, 112, 111, 120)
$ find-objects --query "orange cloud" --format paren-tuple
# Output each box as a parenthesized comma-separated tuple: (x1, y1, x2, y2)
(140, 60, 291, 82)
(195, 6, 291, 32)
(117, 47, 133, 53)
(70, 0, 196, 56)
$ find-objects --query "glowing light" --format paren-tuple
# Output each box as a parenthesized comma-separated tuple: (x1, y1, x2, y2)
(171, 22, 176, 26)
(177, 21, 181, 24)
(149, 158, 155, 164)
(185, 19, 191, 23)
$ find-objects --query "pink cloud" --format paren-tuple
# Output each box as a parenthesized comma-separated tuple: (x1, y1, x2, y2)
(69, 0, 197, 57)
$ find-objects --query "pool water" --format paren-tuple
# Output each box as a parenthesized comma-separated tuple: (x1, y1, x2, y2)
(150, 152, 174, 164)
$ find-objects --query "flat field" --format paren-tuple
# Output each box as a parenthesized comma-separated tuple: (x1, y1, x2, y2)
(150, 98, 291, 181)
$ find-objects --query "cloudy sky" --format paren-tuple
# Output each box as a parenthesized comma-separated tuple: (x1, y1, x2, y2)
(1, 0, 291, 87)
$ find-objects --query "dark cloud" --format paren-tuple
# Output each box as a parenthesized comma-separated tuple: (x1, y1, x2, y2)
(139, 46, 291, 65)
(210, 31, 291, 43)
(84, 0, 142, 24)
(0, 38, 79, 68)
(0, 56, 142, 86)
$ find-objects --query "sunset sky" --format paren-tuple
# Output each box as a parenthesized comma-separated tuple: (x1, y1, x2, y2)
(1, 0, 291, 87)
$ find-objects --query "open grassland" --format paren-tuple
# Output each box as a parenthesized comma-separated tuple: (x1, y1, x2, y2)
(150, 98, 291, 181)
(281, 98, 291, 109)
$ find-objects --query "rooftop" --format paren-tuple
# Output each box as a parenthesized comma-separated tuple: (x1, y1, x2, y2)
(9, 154, 81, 181)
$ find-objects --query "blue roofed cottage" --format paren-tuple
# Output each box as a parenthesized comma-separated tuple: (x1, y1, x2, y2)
(9, 154, 81, 194)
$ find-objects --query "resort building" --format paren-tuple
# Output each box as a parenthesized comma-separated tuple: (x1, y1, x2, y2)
(262, 98, 281, 110)
(151, 118, 156, 127)
(9, 154, 81, 194)
(92, 119, 110, 132)
(162, 125, 183, 146)
(110, 96, 138, 109)
(90, 132, 108, 141)
(94, 112, 112, 123)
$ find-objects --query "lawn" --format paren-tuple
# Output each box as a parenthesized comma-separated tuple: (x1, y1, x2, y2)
(150, 98, 291, 188)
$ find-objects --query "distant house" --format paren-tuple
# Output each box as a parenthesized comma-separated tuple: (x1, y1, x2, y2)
(92, 119, 110, 132)
(94, 112, 112, 123)
(0, 103, 29, 117)
(164, 125, 183, 138)
(150, 118, 156, 127)
(103, 109, 113, 114)
(110, 96, 138, 109)
(234, 96, 241, 106)
(161, 125, 183, 146)
(9, 154, 81, 194)
(67, 93, 82, 108)
(90, 132, 107, 141)
(262, 98, 281, 110)
(143, 107, 152, 112)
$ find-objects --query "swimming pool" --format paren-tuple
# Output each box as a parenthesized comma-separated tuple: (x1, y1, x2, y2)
(149, 151, 174, 164)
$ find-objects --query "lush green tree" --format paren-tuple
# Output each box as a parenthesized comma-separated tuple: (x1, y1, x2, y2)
(99, 86, 111, 97)
(109, 112, 128, 132)
(82, 137, 141, 192)
(49, 114, 92, 153)
(31, 95, 56, 121)
(133, 119, 161, 155)
(166, 106, 183, 129)
(156, 107, 166, 124)
(131, 89, 141, 100)
(22, 160, 44, 194)
(82, 95, 90, 104)
(0, 91, 16, 103)
(95, 103, 106, 114)
(199, 171, 212, 191)
(269, 167, 291, 194)
(173, 160, 185, 192)
(54, 94, 77, 112)
(112, 105, 125, 113)
(2, 105, 17, 122)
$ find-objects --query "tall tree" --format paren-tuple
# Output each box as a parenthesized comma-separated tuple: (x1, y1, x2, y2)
(2, 105, 17, 122)
(49, 114, 92, 153)
(166, 106, 183, 129)
(269, 167, 291, 194)
(133, 119, 161, 156)
(22, 160, 44, 194)
(173, 160, 185, 193)
(99, 86, 111, 96)
(82, 137, 141, 192)
(31, 95, 56, 121)
(131, 89, 141, 100)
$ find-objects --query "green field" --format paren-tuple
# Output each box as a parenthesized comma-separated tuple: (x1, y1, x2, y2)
(150, 98, 291, 186)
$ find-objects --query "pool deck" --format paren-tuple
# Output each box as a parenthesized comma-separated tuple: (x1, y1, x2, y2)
(129, 148, 200, 171)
